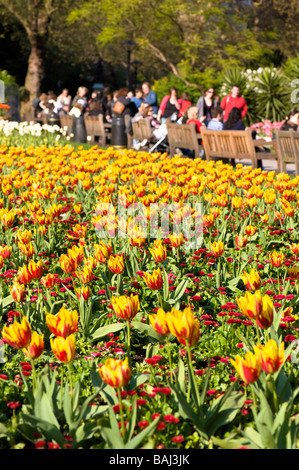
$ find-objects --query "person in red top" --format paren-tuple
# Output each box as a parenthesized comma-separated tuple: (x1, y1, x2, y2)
(220, 85, 247, 122)
(178, 91, 192, 118)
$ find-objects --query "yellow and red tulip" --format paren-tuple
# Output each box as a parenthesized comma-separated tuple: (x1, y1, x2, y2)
(46, 306, 78, 338)
(108, 254, 125, 274)
(167, 306, 200, 347)
(210, 240, 224, 258)
(241, 268, 261, 291)
(10, 281, 26, 302)
(230, 350, 261, 385)
(143, 268, 164, 291)
(237, 290, 263, 320)
(255, 295, 273, 330)
(23, 331, 44, 360)
(50, 334, 76, 363)
(149, 240, 167, 263)
(269, 251, 285, 268)
(148, 308, 170, 336)
(40, 273, 56, 289)
(235, 235, 248, 248)
(99, 357, 131, 388)
(254, 340, 285, 375)
(59, 253, 77, 274)
(76, 286, 91, 301)
(111, 294, 140, 321)
(28, 259, 43, 280)
(2, 316, 31, 349)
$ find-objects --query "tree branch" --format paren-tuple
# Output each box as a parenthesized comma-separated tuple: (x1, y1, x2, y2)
(147, 41, 201, 89)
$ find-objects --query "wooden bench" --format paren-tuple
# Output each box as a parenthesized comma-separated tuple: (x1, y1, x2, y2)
(166, 121, 202, 158)
(131, 117, 152, 147)
(59, 114, 73, 138)
(275, 129, 299, 175)
(84, 114, 112, 145)
(201, 127, 278, 169)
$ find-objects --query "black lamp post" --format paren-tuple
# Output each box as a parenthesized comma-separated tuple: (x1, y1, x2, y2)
(124, 40, 136, 90)
(131, 60, 142, 90)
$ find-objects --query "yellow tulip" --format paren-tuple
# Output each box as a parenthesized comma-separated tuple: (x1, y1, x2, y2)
(2, 316, 31, 349)
(241, 268, 261, 291)
(143, 268, 164, 290)
(167, 306, 200, 347)
(111, 294, 140, 321)
(230, 351, 261, 385)
(149, 308, 170, 336)
(99, 357, 131, 388)
(46, 307, 78, 338)
(254, 340, 285, 375)
(50, 334, 76, 363)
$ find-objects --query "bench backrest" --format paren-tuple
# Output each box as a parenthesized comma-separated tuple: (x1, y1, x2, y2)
(84, 114, 112, 145)
(132, 118, 152, 142)
(275, 129, 299, 174)
(201, 127, 257, 167)
(166, 121, 200, 157)
(60, 114, 73, 137)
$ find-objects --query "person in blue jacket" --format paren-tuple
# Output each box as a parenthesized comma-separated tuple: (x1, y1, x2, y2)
(142, 82, 159, 115)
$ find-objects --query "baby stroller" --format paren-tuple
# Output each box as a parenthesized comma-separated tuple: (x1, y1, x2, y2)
(147, 114, 183, 154)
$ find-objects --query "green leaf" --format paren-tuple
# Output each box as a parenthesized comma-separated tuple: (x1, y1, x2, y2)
(90, 322, 125, 341)
(124, 417, 159, 449)
(170, 278, 189, 302)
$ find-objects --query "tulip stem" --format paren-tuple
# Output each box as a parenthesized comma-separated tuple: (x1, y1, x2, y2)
(60, 365, 64, 410)
(186, 344, 200, 406)
(117, 274, 121, 295)
(167, 341, 174, 384)
(255, 322, 260, 343)
(30, 357, 37, 392)
(67, 363, 74, 409)
(126, 320, 132, 369)
(158, 291, 163, 309)
(117, 388, 126, 439)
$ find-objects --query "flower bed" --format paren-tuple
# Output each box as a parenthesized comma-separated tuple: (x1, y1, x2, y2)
(0, 143, 298, 450)
(0, 120, 66, 147)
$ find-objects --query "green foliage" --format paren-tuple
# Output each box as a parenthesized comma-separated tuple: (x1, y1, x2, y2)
(0, 69, 17, 86)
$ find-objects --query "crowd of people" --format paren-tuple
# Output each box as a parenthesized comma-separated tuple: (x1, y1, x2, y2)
(31, 82, 299, 153)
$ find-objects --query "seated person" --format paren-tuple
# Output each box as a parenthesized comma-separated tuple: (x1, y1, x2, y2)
(223, 107, 245, 130)
(207, 106, 224, 130)
(187, 106, 204, 133)
(280, 109, 299, 131)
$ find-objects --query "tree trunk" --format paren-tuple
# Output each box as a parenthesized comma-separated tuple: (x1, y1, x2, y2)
(24, 44, 45, 101)
(21, 40, 46, 119)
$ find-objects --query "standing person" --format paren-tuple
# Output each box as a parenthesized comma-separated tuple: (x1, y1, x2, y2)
(220, 85, 247, 122)
(57, 88, 72, 115)
(157, 87, 181, 124)
(142, 82, 159, 115)
(112, 88, 134, 117)
(102, 88, 114, 123)
(71, 86, 89, 108)
(130, 88, 144, 115)
(196, 88, 218, 124)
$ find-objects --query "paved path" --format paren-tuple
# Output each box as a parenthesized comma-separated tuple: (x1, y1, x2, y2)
(235, 159, 295, 174)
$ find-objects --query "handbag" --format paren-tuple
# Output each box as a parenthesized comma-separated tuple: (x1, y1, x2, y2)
(113, 100, 125, 114)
